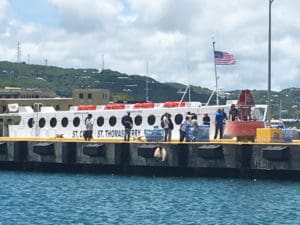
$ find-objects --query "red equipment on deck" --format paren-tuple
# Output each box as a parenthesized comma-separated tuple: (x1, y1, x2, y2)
(77, 105, 97, 110)
(163, 101, 186, 108)
(225, 89, 264, 141)
(133, 102, 155, 109)
(237, 89, 255, 120)
(104, 103, 125, 110)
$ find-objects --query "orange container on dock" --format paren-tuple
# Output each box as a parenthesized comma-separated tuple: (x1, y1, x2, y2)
(256, 128, 283, 142)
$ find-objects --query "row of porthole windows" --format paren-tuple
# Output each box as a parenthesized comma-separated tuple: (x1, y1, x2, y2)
(27, 114, 184, 129)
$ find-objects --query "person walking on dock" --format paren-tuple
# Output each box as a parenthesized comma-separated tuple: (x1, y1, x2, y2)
(214, 109, 224, 139)
(166, 113, 174, 141)
(180, 116, 191, 142)
(191, 114, 200, 141)
(161, 113, 173, 142)
(122, 112, 133, 141)
(84, 114, 94, 141)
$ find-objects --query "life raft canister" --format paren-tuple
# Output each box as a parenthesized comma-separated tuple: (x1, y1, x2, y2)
(163, 101, 186, 108)
(104, 103, 125, 110)
(77, 105, 97, 110)
(133, 102, 155, 109)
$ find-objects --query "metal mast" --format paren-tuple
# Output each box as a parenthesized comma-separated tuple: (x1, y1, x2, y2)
(145, 60, 149, 102)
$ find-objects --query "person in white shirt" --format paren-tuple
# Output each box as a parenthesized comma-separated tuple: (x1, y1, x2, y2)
(191, 114, 199, 141)
(84, 114, 94, 141)
(179, 116, 191, 142)
(161, 113, 173, 142)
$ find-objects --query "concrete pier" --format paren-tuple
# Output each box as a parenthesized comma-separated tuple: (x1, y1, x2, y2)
(0, 137, 300, 179)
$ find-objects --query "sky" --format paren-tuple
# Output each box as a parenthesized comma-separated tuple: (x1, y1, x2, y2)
(0, 0, 300, 92)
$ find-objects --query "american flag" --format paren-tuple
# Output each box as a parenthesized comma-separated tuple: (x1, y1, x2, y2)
(214, 51, 236, 65)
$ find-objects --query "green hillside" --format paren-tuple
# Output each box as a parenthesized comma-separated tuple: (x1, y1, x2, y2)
(0, 61, 299, 119)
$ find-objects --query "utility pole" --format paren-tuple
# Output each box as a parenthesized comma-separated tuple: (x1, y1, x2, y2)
(267, 0, 274, 127)
(102, 54, 105, 71)
(17, 42, 21, 63)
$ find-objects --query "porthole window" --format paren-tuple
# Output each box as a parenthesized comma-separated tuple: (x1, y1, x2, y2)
(61, 117, 68, 127)
(109, 116, 117, 126)
(175, 114, 183, 125)
(39, 118, 46, 128)
(50, 118, 57, 128)
(134, 115, 142, 126)
(121, 116, 126, 126)
(73, 117, 80, 127)
(148, 115, 155, 126)
(97, 116, 104, 127)
(28, 118, 34, 128)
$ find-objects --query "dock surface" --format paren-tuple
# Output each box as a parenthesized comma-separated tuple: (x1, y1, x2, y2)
(0, 136, 299, 179)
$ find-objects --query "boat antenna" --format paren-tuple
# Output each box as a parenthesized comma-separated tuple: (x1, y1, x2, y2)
(187, 38, 191, 102)
(145, 59, 149, 102)
(180, 38, 191, 103)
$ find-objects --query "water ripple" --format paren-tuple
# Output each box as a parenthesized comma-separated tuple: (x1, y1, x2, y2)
(0, 172, 299, 225)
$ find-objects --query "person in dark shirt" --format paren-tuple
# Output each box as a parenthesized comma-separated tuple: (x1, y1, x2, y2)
(202, 113, 211, 127)
(122, 112, 133, 141)
(214, 109, 224, 139)
(229, 104, 239, 121)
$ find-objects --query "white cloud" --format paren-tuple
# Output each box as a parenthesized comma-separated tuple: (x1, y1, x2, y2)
(49, 0, 124, 32)
(0, 0, 9, 21)
(0, 0, 299, 92)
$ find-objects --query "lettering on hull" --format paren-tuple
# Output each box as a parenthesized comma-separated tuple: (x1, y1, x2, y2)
(72, 129, 142, 138)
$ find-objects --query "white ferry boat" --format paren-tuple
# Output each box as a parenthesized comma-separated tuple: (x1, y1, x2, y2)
(0, 99, 267, 141)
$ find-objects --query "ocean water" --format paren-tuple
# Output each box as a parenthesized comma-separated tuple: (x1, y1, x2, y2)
(0, 172, 299, 225)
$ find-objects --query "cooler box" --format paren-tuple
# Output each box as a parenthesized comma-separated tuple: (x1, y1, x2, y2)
(194, 125, 210, 141)
(282, 128, 293, 143)
(256, 128, 282, 142)
(144, 126, 165, 142)
(188, 125, 210, 142)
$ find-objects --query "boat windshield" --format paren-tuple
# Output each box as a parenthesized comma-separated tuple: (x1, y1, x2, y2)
(252, 105, 267, 121)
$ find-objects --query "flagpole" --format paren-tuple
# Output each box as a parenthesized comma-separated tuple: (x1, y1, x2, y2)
(212, 41, 219, 105)
(187, 38, 191, 102)
(267, 0, 274, 127)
